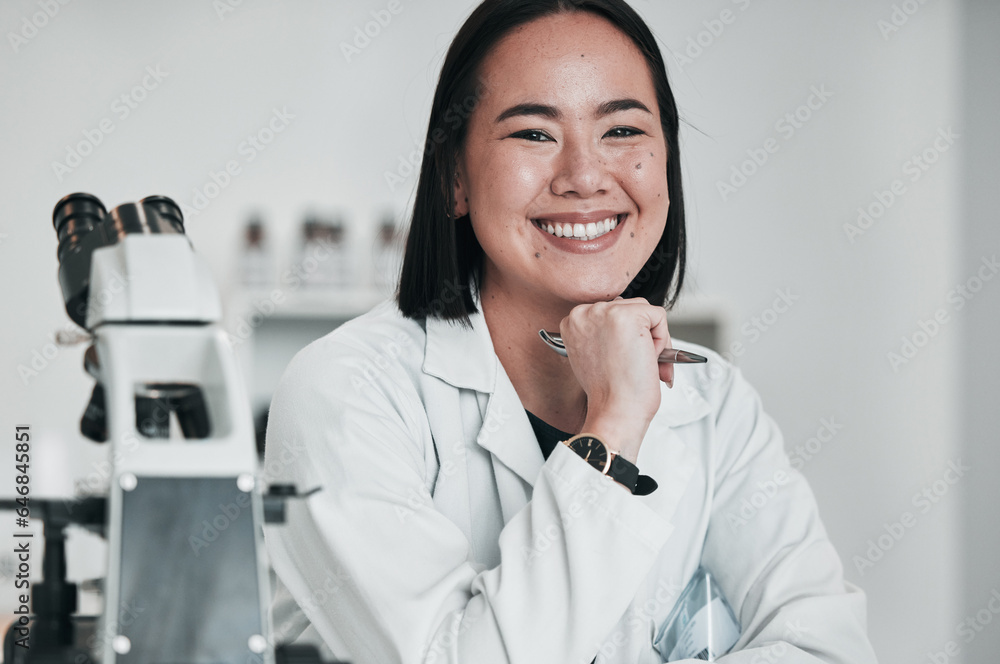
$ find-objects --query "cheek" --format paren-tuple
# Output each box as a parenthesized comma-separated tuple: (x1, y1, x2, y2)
(473, 154, 545, 208)
(620, 149, 668, 191)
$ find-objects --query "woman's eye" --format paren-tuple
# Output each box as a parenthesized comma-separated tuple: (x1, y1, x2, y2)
(511, 130, 553, 142)
(605, 126, 645, 139)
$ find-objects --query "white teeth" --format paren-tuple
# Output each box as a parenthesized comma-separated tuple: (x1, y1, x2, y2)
(535, 214, 621, 240)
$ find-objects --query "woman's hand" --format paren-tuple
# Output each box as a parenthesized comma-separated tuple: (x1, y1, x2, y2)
(559, 296, 673, 463)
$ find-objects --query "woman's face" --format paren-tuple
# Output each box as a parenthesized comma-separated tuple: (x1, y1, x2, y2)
(454, 11, 670, 307)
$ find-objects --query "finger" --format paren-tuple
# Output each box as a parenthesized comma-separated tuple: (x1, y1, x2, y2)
(610, 296, 649, 306)
(644, 307, 674, 387)
(644, 306, 671, 350)
(659, 361, 675, 389)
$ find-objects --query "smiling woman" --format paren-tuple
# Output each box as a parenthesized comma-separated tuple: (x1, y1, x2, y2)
(262, 1, 879, 663)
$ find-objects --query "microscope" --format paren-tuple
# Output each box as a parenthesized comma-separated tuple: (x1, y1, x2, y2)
(1, 194, 341, 663)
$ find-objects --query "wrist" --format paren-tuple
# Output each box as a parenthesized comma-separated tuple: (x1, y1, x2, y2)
(562, 432, 645, 494)
(580, 413, 648, 463)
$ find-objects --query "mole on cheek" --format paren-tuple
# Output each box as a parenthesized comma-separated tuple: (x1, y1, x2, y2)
(630, 232, 634, 238)
(635, 163, 642, 170)
(535, 252, 541, 258)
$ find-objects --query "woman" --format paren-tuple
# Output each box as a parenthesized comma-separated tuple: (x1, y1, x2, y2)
(264, 1, 878, 662)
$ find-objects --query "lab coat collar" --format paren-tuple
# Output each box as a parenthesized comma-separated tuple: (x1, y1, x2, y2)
(422, 301, 712, 493)
(423, 304, 497, 395)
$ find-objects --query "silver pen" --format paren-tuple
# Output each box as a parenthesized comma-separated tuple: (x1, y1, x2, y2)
(538, 330, 708, 364)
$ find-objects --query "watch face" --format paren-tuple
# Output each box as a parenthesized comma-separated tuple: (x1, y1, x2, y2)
(568, 436, 610, 473)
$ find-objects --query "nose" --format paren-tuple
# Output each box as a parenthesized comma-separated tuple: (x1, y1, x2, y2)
(549, 135, 610, 198)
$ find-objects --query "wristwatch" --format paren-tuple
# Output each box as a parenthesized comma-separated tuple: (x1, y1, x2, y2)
(562, 433, 651, 494)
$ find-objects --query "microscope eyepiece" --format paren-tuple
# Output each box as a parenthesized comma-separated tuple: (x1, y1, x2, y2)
(51, 192, 187, 328)
(52, 192, 108, 263)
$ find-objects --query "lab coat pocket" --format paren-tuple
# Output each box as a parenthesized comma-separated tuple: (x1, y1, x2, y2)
(652, 567, 740, 661)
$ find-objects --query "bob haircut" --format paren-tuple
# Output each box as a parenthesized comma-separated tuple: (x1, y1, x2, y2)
(397, 0, 686, 326)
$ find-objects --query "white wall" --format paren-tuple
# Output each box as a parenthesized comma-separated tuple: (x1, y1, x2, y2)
(0, 0, 987, 660)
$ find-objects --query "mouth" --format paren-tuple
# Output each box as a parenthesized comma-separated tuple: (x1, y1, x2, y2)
(531, 213, 626, 241)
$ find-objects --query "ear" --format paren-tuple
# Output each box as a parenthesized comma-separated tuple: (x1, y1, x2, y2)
(452, 165, 469, 218)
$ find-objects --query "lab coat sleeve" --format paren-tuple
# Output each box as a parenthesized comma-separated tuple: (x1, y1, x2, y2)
(263, 336, 676, 664)
(694, 365, 878, 663)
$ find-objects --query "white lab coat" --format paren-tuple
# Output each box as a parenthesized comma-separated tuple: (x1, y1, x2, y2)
(263, 298, 878, 664)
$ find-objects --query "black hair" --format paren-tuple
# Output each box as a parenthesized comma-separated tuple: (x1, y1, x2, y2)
(396, 0, 686, 325)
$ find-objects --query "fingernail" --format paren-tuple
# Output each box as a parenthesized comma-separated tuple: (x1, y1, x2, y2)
(666, 377, 673, 389)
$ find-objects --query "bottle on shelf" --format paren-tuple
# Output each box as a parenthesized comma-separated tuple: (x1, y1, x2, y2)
(373, 211, 404, 294)
(239, 216, 273, 288)
(298, 213, 350, 289)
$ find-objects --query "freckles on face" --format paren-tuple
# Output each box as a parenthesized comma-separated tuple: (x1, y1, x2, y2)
(456, 12, 671, 303)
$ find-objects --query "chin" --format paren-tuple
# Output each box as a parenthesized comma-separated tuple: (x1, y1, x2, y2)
(558, 282, 630, 304)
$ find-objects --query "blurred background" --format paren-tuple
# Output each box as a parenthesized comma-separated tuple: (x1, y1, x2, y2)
(0, 0, 997, 661)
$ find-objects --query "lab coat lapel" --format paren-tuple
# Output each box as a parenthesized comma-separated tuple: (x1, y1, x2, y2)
(478, 367, 544, 524)
(423, 302, 715, 526)
(635, 379, 712, 517)
(423, 308, 545, 525)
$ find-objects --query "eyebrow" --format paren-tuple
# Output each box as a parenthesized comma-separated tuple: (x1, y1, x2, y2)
(494, 98, 652, 123)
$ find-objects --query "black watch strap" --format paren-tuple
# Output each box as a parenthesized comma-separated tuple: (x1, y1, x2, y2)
(606, 456, 658, 495)
(608, 454, 640, 493)
(563, 434, 658, 495)
(634, 474, 658, 496)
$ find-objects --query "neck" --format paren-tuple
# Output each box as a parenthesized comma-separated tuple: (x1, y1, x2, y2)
(479, 276, 588, 434)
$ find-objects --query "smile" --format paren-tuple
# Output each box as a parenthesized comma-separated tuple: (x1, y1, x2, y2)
(532, 213, 625, 241)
